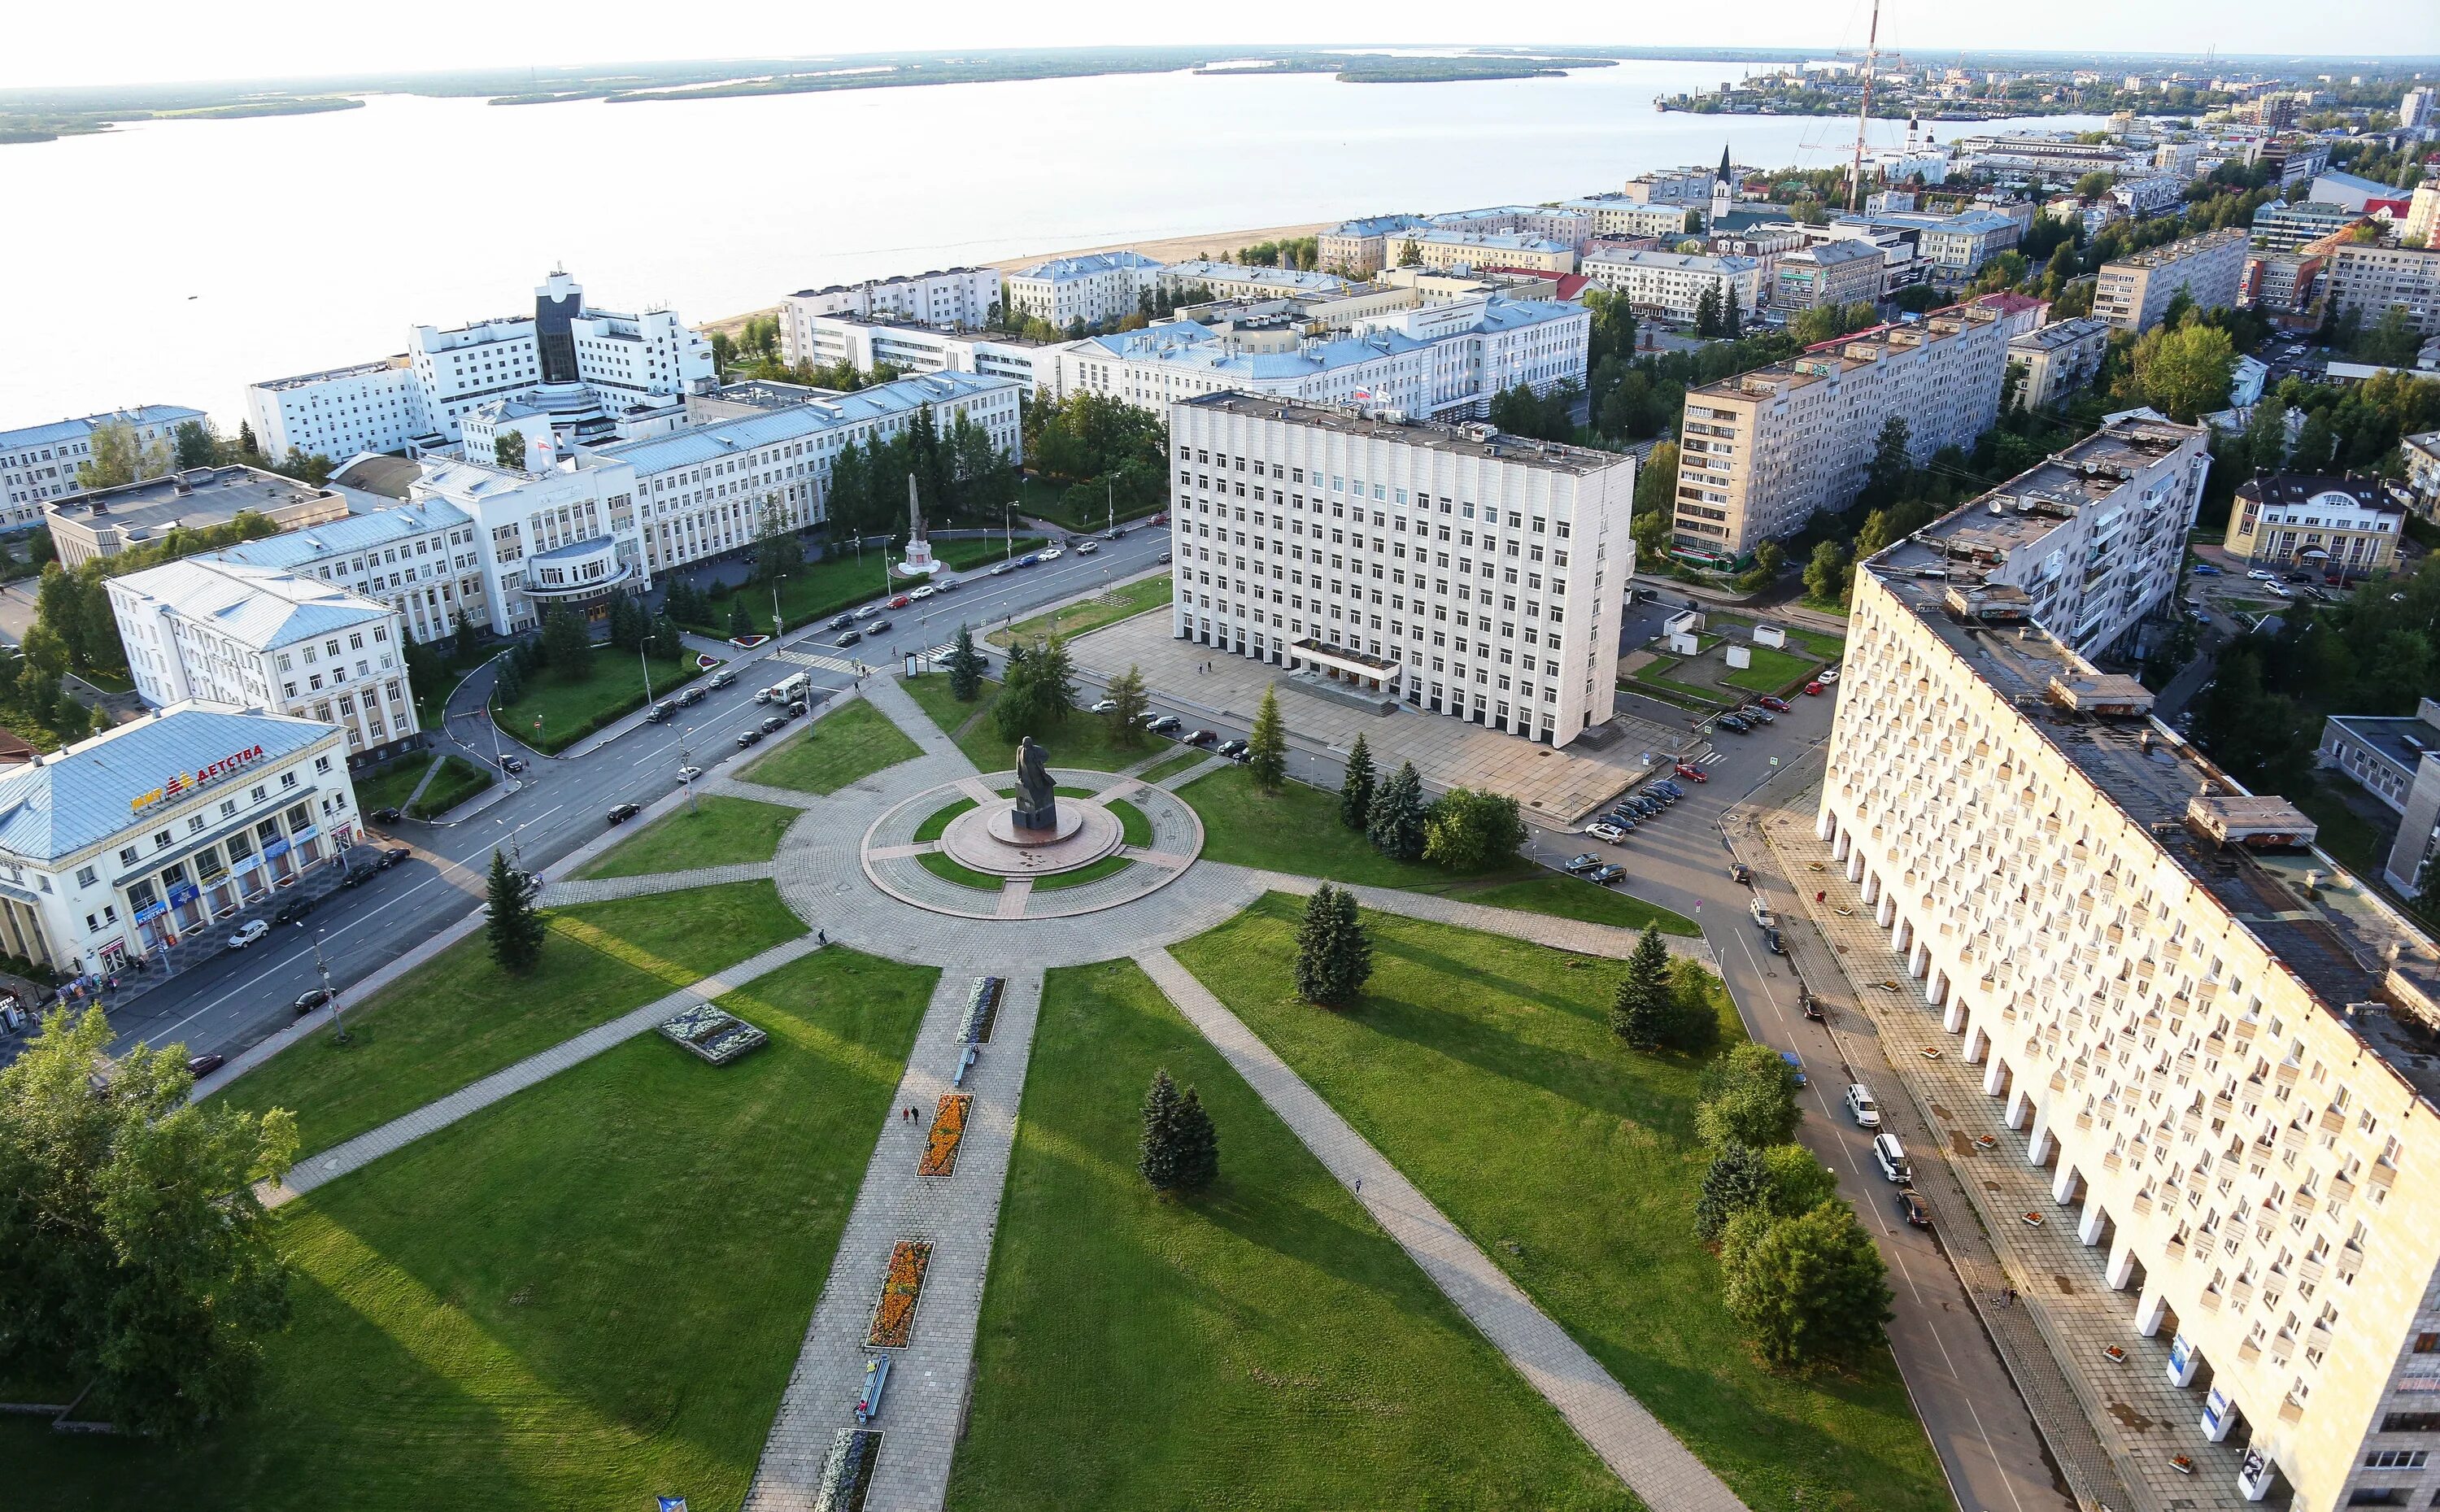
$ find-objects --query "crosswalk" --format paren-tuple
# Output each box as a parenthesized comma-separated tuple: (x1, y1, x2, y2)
(1697, 751, 1727, 767)
(770, 649, 864, 674)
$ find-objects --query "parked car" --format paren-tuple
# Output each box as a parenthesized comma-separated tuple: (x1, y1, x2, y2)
(908, 585, 935, 600)
(1780, 1050, 1806, 1087)
(1750, 896, 1776, 928)
(1674, 761, 1708, 782)
(1090, 698, 1120, 713)
(2191, 563, 2223, 576)
(1184, 729, 1218, 747)
(370, 806, 403, 824)
(1631, 796, 1662, 817)
(1872, 1133, 1911, 1184)
(761, 714, 789, 734)
(1729, 862, 1752, 886)
(185, 1052, 225, 1077)
(608, 802, 643, 824)
(272, 899, 312, 926)
(379, 847, 412, 869)
(1597, 813, 1636, 834)
(835, 630, 862, 647)
(1742, 707, 1775, 725)
(1014, 553, 1041, 568)
(2246, 568, 2274, 582)
(1565, 853, 1605, 874)
(1800, 986, 1824, 1022)
(1586, 821, 1627, 843)
(339, 864, 375, 889)
(736, 729, 765, 747)
(1896, 1190, 1932, 1227)
(500, 755, 526, 773)
(710, 669, 737, 689)
(645, 703, 676, 722)
(887, 594, 912, 609)
(227, 920, 270, 950)
(1767, 928, 1787, 955)
(679, 685, 706, 706)
(1845, 1084, 1881, 1128)
(1217, 738, 1250, 760)
(677, 765, 703, 783)
(1076, 539, 1100, 554)
(854, 603, 884, 619)
(1756, 695, 1790, 712)
(933, 576, 959, 593)
(1804, 681, 1825, 696)
(2283, 570, 2313, 583)
(1158, 551, 1173, 564)
(827, 613, 855, 630)
(1586, 864, 1626, 887)
(1654, 781, 1684, 800)
(1039, 547, 1065, 561)
(1715, 713, 1749, 733)
(1816, 665, 1840, 683)
(294, 987, 333, 1015)
(1146, 714, 1183, 735)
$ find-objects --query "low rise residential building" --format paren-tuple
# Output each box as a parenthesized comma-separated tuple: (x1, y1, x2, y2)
(2095, 228, 2249, 332)
(2111, 174, 2191, 219)
(107, 559, 420, 766)
(782, 314, 1052, 394)
(2362, 703, 2440, 896)
(1408, 229, 1576, 275)
(1555, 194, 1700, 239)
(2009, 316, 2115, 408)
(2325, 242, 2440, 338)
(1427, 205, 1595, 253)
(1157, 260, 1355, 301)
(0, 406, 207, 527)
(1002, 251, 1165, 329)
(1166, 394, 1632, 748)
(0, 704, 364, 978)
(1823, 474, 2440, 1512)
(2253, 202, 2364, 253)
(1580, 248, 1762, 322)
(2226, 473, 2406, 581)
(1771, 241, 1886, 312)
(778, 268, 1000, 353)
(2320, 699, 2440, 820)
(2403, 430, 2440, 516)
(1670, 303, 2011, 560)
(44, 465, 348, 570)
(1620, 166, 1717, 204)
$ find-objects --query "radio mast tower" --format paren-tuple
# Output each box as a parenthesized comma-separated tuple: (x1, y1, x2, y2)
(1847, 0, 1883, 213)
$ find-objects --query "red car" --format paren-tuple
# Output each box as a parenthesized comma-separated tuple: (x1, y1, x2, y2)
(887, 594, 912, 609)
(1757, 695, 1790, 712)
(1804, 681, 1825, 696)
(1675, 760, 1709, 782)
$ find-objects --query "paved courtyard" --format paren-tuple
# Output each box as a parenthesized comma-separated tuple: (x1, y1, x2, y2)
(1069, 609, 1693, 826)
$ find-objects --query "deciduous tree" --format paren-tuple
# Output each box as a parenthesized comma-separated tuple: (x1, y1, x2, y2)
(1105, 664, 1150, 746)
(1696, 1041, 1801, 1148)
(1422, 787, 1525, 869)
(1719, 1201, 1893, 1370)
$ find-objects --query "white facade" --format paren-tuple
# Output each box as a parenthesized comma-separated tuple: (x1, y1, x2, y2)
(0, 406, 207, 527)
(2097, 229, 2250, 333)
(1158, 261, 1356, 301)
(205, 498, 490, 647)
(1581, 248, 1765, 322)
(246, 361, 427, 465)
(1558, 196, 1701, 239)
(1004, 251, 1166, 329)
(1427, 205, 1596, 252)
(780, 268, 1001, 356)
(786, 315, 1052, 394)
(2112, 173, 2192, 218)
(2327, 244, 2440, 338)
(107, 560, 420, 760)
(1168, 395, 1632, 749)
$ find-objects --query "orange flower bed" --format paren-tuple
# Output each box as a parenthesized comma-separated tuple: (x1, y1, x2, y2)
(918, 1093, 973, 1177)
(867, 1240, 932, 1348)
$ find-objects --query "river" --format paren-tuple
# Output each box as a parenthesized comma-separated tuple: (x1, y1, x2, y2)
(0, 59, 2107, 428)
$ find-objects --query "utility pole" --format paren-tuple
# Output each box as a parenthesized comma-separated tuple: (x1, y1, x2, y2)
(772, 574, 787, 639)
(313, 928, 346, 1044)
(680, 729, 698, 813)
(1848, 0, 1883, 214)
(639, 643, 655, 708)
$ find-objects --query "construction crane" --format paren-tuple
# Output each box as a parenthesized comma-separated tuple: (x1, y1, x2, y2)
(1847, 0, 1882, 213)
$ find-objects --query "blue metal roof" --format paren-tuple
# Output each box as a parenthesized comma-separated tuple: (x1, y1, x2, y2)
(210, 499, 471, 570)
(0, 405, 207, 453)
(111, 559, 393, 651)
(588, 373, 1015, 477)
(0, 704, 337, 862)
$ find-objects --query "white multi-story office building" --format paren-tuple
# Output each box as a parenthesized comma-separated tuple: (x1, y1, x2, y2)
(774, 314, 1052, 394)
(0, 406, 207, 526)
(2097, 228, 2250, 332)
(205, 498, 490, 646)
(779, 268, 1001, 355)
(1822, 538, 2440, 1512)
(1580, 248, 1764, 322)
(0, 704, 364, 978)
(1053, 294, 1588, 424)
(1003, 251, 1165, 329)
(107, 559, 420, 765)
(1166, 394, 1632, 748)
(1671, 303, 2011, 559)
(2326, 243, 2440, 338)
(246, 271, 714, 459)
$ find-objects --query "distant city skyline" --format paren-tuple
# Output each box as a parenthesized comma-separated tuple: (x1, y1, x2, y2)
(5, 0, 2431, 92)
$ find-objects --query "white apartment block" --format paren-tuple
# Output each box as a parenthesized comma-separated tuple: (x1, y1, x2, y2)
(246, 271, 714, 459)
(2326, 244, 2440, 338)
(1884, 414, 2210, 657)
(1620, 166, 1717, 205)
(1408, 229, 1576, 275)
(2096, 228, 2250, 333)
(1427, 205, 1596, 253)
(783, 315, 1051, 394)
(779, 268, 1000, 357)
(206, 498, 490, 647)
(1671, 303, 2011, 560)
(1167, 394, 1632, 748)
(1581, 248, 1763, 323)
(1318, 215, 1431, 276)
(1558, 195, 1701, 240)
(1823, 553, 2440, 1512)
(1003, 251, 1165, 329)
(1159, 261, 1355, 301)
(1054, 294, 1589, 424)
(2112, 174, 2192, 219)
(108, 559, 420, 764)
(0, 406, 207, 527)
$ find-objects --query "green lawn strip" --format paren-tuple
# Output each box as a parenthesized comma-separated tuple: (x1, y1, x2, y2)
(1130, 749, 1205, 784)
(349, 756, 434, 816)
(904, 674, 1153, 772)
(1028, 856, 1134, 891)
(577, 795, 800, 880)
(691, 536, 1043, 636)
(985, 573, 1171, 647)
(917, 851, 1008, 891)
(947, 959, 1638, 1512)
(1721, 644, 1819, 695)
(1181, 764, 1543, 895)
(215, 881, 806, 1156)
(1173, 899, 1948, 1512)
(913, 797, 979, 843)
(1700, 613, 1845, 664)
(408, 755, 495, 818)
(1106, 798, 1152, 848)
(1628, 675, 1733, 708)
(1012, 473, 1164, 534)
(1466, 875, 1701, 937)
(739, 699, 922, 795)
(21, 948, 933, 1512)
(495, 647, 708, 755)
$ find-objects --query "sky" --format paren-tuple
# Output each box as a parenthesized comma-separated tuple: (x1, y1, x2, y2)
(4, 0, 2431, 91)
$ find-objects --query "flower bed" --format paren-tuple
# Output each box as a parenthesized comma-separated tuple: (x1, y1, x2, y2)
(658, 1002, 769, 1065)
(918, 1094, 973, 1177)
(958, 976, 1004, 1044)
(867, 1240, 932, 1349)
(814, 1427, 883, 1512)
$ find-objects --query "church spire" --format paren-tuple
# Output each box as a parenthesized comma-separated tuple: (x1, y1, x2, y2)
(1718, 143, 1732, 183)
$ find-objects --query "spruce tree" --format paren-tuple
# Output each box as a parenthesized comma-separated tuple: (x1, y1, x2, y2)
(1366, 761, 1427, 862)
(1139, 1068, 1185, 1190)
(1694, 1140, 1771, 1243)
(1610, 927, 1675, 1048)
(728, 599, 758, 638)
(1294, 883, 1374, 1006)
(1170, 1085, 1220, 1192)
(945, 624, 986, 701)
(485, 848, 546, 974)
(1247, 684, 1288, 794)
(1338, 734, 1376, 831)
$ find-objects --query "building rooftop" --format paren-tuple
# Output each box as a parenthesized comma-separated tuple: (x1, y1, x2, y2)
(1783, 240, 1884, 267)
(2104, 226, 2246, 269)
(1180, 394, 1631, 477)
(252, 356, 410, 392)
(0, 406, 207, 450)
(1163, 260, 1352, 294)
(1074, 298, 1583, 380)
(2008, 316, 2115, 353)
(1585, 248, 1759, 274)
(210, 498, 473, 571)
(2233, 473, 2404, 514)
(1689, 303, 1999, 401)
(0, 703, 340, 863)
(1876, 414, 2207, 577)
(46, 466, 342, 539)
(1325, 214, 1429, 239)
(787, 268, 987, 298)
(588, 372, 1017, 477)
(109, 557, 394, 654)
(326, 454, 425, 499)
(1414, 229, 1572, 254)
(1011, 251, 1163, 282)
(2326, 714, 2440, 776)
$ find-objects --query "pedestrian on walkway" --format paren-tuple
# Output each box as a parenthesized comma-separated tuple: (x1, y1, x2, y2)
(1353, 1176, 1362, 1195)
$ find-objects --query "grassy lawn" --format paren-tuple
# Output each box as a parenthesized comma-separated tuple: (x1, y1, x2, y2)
(18, 948, 934, 1512)
(577, 795, 800, 880)
(1013, 473, 1165, 534)
(349, 757, 432, 817)
(410, 755, 495, 818)
(913, 797, 978, 843)
(1131, 748, 1207, 784)
(1721, 643, 1819, 695)
(900, 674, 1154, 773)
(215, 882, 807, 1156)
(917, 851, 1009, 891)
(1107, 798, 1152, 848)
(1181, 765, 1694, 936)
(1173, 898, 1948, 1512)
(986, 573, 1171, 647)
(947, 959, 1636, 1512)
(495, 647, 708, 755)
(1029, 856, 1134, 891)
(696, 535, 1044, 637)
(739, 699, 922, 795)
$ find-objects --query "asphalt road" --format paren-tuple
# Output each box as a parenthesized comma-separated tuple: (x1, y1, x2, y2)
(89, 528, 1174, 1069)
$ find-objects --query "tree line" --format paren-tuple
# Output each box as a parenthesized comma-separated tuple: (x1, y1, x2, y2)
(822, 403, 1018, 541)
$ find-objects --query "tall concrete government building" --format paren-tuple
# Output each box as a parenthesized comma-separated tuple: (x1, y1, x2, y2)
(1821, 484, 2440, 1510)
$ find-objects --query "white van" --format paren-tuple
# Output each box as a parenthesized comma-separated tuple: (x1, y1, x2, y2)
(1872, 1132, 1911, 1184)
(1845, 1084, 1881, 1129)
(769, 672, 810, 706)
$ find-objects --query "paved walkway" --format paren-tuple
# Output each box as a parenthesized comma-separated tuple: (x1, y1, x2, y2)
(259, 931, 825, 1206)
(538, 861, 777, 907)
(1137, 948, 1750, 1512)
(743, 969, 1045, 1512)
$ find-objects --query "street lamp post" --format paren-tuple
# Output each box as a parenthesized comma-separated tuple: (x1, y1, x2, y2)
(313, 928, 346, 1044)
(639, 643, 656, 708)
(772, 574, 788, 640)
(680, 726, 699, 813)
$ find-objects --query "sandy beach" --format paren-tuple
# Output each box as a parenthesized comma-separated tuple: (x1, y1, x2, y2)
(696, 218, 1340, 337)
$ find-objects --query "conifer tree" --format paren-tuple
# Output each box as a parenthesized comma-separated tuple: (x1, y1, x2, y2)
(1170, 1085, 1219, 1191)
(945, 624, 986, 701)
(1366, 760, 1427, 862)
(1294, 883, 1374, 1006)
(1694, 1140, 1771, 1243)
(1610, 927, 1675, 1048)
(1338, 734, 1376, 830)
(1139, 1068, 1185, 1190)
(485, 848, 546, 974)
(1247, 684, 1288, 794)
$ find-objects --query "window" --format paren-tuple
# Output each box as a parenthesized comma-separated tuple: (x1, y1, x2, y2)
(2366, 1450, 2430, 1470)
(2382, 1414, 2440, 1433)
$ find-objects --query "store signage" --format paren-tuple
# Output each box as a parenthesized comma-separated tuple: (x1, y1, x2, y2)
(167, 881, 200, 907)
(133, 900, 167, 923)
(130, 744, 267, 815)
